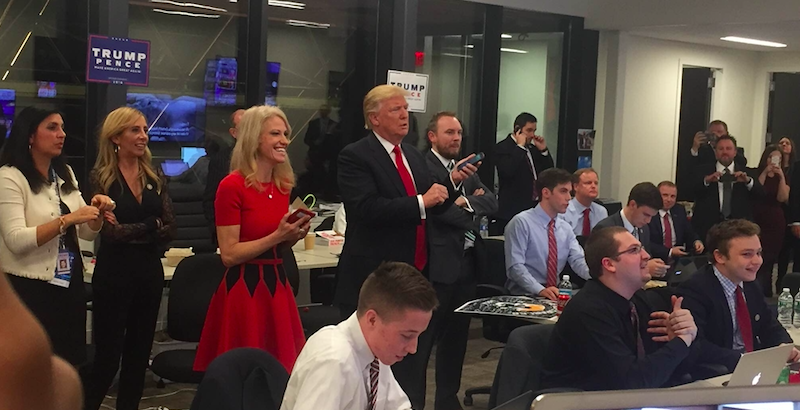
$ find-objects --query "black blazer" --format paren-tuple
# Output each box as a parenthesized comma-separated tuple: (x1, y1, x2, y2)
(424, 150, 498, 285)
(690, 162, 763, 241)
(335, 134, 453, 307)
(647, 204, 700, 261)
(678, 265, 792, 356)
(593, 211, 653, 255)
(493, 135, 553, 221)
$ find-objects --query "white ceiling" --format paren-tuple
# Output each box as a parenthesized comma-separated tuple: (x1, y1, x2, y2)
(472, 0, 800, 52)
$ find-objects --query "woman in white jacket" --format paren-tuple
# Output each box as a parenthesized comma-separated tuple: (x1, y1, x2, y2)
(0, 106, 114, 371)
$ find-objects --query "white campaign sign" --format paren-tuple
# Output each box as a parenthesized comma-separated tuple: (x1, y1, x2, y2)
(387, 70, 429, 113)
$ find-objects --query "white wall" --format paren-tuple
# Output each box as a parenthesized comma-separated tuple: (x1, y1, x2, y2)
(594, 32, 761, 201)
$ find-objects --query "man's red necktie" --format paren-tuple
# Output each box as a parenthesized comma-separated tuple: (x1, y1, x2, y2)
(735, 287, 754, 352)
(663, 212, 673, 250)
(546, 219, 558, 287)
(582, 208, 591, 237)
(392, 145, 427, 271)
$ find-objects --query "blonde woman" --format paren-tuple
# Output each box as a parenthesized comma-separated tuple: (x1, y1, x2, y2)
(85, 107, 176, 410)
(194, 105, 310, 372)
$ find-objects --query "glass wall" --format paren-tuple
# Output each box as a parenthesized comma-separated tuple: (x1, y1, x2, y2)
(0, 0, 89, 181)
(266, 0, 378, 202)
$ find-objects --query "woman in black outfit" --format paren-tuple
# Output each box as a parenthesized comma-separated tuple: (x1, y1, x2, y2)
(776, 136, 797, 292)
(84, 107, 176, 410)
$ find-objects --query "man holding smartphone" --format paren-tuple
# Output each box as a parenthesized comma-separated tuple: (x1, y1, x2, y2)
(493, 112, 553, 234)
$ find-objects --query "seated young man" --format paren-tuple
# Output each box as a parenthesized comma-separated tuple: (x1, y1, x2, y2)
(541, 226, 699, 391)
(281, 262, 438, 410)
(678, 220, 800, 360)
(505, 168, 591, 301)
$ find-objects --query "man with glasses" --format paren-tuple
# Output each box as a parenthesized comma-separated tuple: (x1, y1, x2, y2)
(540, 226, 700, 391)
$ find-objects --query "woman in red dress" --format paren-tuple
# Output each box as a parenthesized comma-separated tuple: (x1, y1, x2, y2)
(194, 105, 311, 372)
(753, 144, 790, 297)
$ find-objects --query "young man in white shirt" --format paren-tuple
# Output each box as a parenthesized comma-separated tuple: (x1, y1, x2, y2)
(281, 262, 438, 410)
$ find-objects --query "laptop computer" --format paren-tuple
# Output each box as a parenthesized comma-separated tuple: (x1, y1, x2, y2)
(493, 391, 533, 410)
(725, 344, 794, 387)
(665, 255, 708, 286)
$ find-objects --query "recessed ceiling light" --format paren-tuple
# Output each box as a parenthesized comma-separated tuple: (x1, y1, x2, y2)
(501, 34, 513, 39)
(720, 36, 787, 48)
(270, 0, 305, 9)
(287, 19, 329, 29)
(153, 8, 220, 18)
(150, 0, 226, 12)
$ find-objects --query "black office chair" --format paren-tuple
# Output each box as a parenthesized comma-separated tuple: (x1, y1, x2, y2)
(190, 348, 289, 410)
(489, 324, 555, 407)
(310, 216, 336, 305)
(169, 183, 216, 253)
(150, 254, 226, 386)
(464, 238, 528, 406)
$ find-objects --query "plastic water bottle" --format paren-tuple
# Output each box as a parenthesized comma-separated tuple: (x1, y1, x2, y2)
(479, 216, 489, 239)
(557, 275, 572, 314)
(794, 290, 800, 328)
(778, 288, 794, 329)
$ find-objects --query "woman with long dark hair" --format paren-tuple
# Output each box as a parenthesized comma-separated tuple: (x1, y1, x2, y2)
(753, 144, 790, 297)
(776, 136, 798, 291)
(84, 107, 176, 410)
(0, 106, 114, 370)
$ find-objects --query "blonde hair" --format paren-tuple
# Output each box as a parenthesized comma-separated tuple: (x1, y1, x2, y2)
(363, 85, 409, 130)
(93, 107, 162, 194)
(230, 105, 295, 193)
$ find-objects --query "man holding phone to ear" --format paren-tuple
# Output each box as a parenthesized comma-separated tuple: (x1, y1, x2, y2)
(493, 112, 554, 234)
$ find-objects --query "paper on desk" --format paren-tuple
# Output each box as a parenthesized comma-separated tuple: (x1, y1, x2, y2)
(316, 230, 342, 239)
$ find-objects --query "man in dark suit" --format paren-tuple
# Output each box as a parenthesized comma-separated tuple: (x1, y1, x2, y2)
(304, 104, 339, 168)
(691, 135, 763, 242)
(492, 112, 553, 233)
(678, 220, 799, 361)
(648, 181, 704, 261)
(393, 112, 497, 410)
(203, 108, 244, 244)
(594, 182, 669, 278)
(336, 85, 476, 319)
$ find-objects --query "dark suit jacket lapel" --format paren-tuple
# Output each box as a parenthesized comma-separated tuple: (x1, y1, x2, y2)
(403, 143, 428, 195)
(707, 272, 736, 349)
(368, 134, 407, 197)
(673, 209, 684, 244)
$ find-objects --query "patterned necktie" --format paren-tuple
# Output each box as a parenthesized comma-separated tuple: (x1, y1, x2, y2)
(546, 219, 558, 287)
(630, 302, 646, 359)
(735, 287, 754, 352)
(582, 208, 591, 237)
(722, 168, 733, 218)
(368, 357, 379, 410)
(663, 212, 673, 249)
(393, 146, 427, 270)
(524, 147, 538, 201)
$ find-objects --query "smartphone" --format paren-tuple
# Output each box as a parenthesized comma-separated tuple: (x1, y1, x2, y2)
(287, 208, 315, 223)
(457, 152, 485, 170)
(771, 156, 781, 166)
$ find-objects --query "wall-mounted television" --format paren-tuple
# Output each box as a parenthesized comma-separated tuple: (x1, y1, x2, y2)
(0, 89, 15, 138)
(127, 93, 206, 143)
(203, 57, 238, 106)
(265, 61, 281, 106)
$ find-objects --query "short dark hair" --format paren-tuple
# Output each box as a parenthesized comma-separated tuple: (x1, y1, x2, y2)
(709, 120, 728, 132)
(513, 112, 537, 132)
(657, 180, 676, 189)
(627, 182, 662, 210)
(357, 262, 439, 320)
(716, 134, 737, 147)
(425, 111, 458, 135)
(706, 219, 761, 259)
(585, 226, 628, 279)
(572, 168, 598, 184)
(536, 168, 573, 198)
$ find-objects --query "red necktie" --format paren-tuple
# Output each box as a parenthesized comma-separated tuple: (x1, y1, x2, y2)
(735, 287, 754, 352)
(368, 357, 379, 410)
(392, 146, 427, 271)
(663, 212, 673, 250)
(582, 208, 591, 237)
(546, 219, 558, 287)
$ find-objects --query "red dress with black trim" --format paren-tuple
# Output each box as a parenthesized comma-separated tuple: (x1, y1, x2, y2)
(193, 172, 305, 372)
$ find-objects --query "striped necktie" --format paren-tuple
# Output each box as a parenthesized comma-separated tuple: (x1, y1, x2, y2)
(367, 357, 379, 410)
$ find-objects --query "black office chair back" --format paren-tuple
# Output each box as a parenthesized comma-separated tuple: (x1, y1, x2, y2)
(169, 183, 216, 253)
(314, 216, 334, 232)
(190, 348, 289, 410)
(489, 324, 554, 407)
(168, 253, 227, 342)
(479, 238, 507, 292)
(783, 272, 800, 296)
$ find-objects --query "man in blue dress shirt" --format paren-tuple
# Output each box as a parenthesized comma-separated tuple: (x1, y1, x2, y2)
(563, 168, 608, 238)
(505, 168, 591, 300)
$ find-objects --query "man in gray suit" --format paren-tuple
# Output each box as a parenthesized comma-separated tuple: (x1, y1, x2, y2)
(593, 182, 669, 278)
(393, 111, 497, 410)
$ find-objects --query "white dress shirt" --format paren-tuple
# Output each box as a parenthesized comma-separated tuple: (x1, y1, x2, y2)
(430, 149, 471, 212)
(658, 209, 676, 247)
(620, 209, 640, 240)
(706, 162, 754, 211)
(281, 314, 412, 410)
(562, 198, 608, 236)
(374, 133, 426, 220)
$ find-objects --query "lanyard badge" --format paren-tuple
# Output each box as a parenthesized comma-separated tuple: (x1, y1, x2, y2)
(48, 167, 73, 288)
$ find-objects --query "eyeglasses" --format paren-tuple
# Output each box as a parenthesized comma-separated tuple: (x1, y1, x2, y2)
(614, 244, 643, 258)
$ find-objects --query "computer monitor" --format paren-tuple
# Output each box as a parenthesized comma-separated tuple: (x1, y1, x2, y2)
(127, 93, 206, 143)
(265, 61, 281, 106)
(181, 147, 206, 167)
(0, 89, 15, 138)
(160, 160, 189, 177)
(532, 385, 800, 410)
